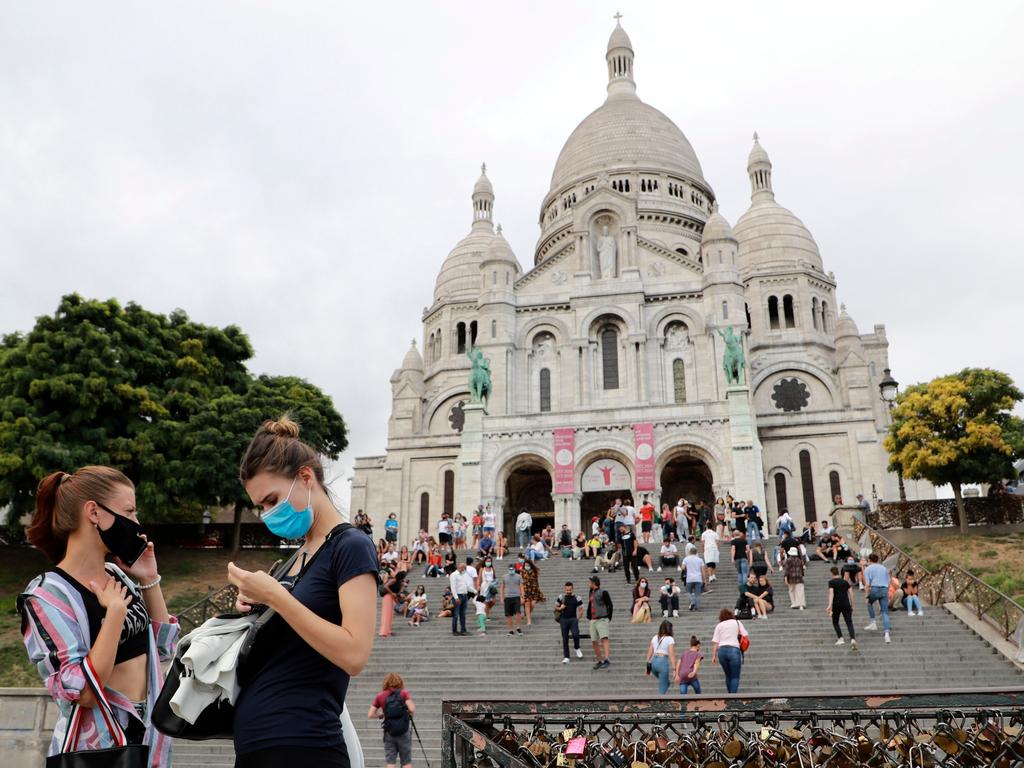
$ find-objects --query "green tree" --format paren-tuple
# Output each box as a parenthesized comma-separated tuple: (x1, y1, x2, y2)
(0, 295, 347, 538)
(884, 368, 1024, 533)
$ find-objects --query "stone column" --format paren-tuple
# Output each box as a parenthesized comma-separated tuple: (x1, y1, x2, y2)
(552, 493, 580, 532)
(455, 404, 486, 521)
(726, 384, 767, 512)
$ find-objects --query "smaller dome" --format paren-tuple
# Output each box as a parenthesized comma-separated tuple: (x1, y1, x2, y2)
(485, 225, 521, 270)
(433, 229, 495, 303)
(401, 340, 423, 372)
(701, 207, 736, 244)
(607, 21, 633, 52)
(473, 164, 493, 197)
(834, 304, 860, 340)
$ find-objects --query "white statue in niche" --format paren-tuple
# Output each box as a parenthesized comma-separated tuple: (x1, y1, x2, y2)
(595, 225, 617, 278)
(666, 323, 689, 349)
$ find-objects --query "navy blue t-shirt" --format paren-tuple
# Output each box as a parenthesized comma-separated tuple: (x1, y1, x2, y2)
(234, 527, 379, 755)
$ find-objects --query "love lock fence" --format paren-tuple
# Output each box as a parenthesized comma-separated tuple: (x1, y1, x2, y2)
(441, 690, 1024, 768)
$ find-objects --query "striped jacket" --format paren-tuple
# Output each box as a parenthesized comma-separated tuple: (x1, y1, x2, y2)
(18, 564, 179, 767)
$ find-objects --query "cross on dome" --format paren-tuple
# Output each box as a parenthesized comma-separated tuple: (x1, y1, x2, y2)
(614, 11, 623, 23)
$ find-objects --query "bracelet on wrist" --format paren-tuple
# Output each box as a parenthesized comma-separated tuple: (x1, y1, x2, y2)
(137, 575, 162, 591)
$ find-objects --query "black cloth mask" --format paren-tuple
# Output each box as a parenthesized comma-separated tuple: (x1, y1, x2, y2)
(96, 503, 147, 566)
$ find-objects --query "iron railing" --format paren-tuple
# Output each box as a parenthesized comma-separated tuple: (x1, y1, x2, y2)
(441, 690, 1024, 767)
(867, 496, 1024, 529)
(175, 583, 239, 633)
(853, 515, 1024, 644)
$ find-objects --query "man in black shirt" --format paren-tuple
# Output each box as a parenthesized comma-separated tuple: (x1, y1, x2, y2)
(618, 525, 639, 583)
(826, 566, 857, 647)
(833, 535, 853, 563)
(841, 556, 864, 590)
(555, 581, 584, 663)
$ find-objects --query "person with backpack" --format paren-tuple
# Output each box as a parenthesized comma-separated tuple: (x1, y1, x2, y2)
(587, 575, 613, 669)
(367, 673, 417, 768)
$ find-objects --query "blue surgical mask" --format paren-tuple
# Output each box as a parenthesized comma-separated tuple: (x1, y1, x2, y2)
(260, 476, 314, 539)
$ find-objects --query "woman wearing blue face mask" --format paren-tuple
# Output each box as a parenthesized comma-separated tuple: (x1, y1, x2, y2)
(226, 415, 379, 768)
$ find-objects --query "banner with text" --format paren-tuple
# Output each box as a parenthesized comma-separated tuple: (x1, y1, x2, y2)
(553, 428, 576, 494)
(633, 422, 656, 491)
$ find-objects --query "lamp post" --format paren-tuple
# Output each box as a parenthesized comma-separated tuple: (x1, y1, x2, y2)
(879, 368, 907, 501)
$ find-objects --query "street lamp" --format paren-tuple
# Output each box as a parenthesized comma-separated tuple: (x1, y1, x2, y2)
(878, 368, 907, 501)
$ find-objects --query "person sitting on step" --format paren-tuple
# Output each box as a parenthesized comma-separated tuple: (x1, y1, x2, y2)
(659, 577, 681, 617)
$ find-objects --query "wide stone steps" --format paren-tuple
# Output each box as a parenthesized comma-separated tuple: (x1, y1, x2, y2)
(171, 545, 1023, 767)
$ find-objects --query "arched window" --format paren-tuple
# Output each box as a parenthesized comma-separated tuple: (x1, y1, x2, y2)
(768, 296, 780, 330)
(774, 474, 788, 517)
(783, 295, 796, 328)
(821, 301, 829, 333)
(491, 319, 497, 339)
(672, 358, 686, 404)
(443, 470, 455, 517)
(799, 450, 817, 522)
(419, 492, 429, 532)
(470, 321, 478, 347)
(811, 297, 819, 329)
(829, 471, 842, 503)
(721, 300, 729, 320)
(745, 303, 752, 330)
(601, 328, 619, 390)
(456, 322, 466, 354)
(539, 368, 551, 412)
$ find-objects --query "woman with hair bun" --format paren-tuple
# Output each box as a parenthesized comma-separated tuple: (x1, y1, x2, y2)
(18, 465, 179, 766)
(227, 415, 379, 768)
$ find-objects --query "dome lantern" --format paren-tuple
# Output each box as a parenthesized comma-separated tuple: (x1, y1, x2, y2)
(748, 132, 774, 203)
(606, 13, 636, 100)
(472, 162, 494, 232)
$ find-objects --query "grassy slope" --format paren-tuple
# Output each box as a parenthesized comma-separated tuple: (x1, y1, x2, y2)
(0, 547, 280, 687)
(903, 531, 1024, 606)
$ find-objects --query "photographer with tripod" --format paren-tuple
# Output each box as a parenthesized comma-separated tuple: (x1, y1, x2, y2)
(368, 672, 427, 768)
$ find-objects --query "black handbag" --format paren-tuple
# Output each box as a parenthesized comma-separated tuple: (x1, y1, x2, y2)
(47, 657, 150, 768)
(152, 524, 353, 740)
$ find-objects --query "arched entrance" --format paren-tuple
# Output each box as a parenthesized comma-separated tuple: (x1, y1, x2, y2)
(660, 454, 713, 507)
(505, 464, 553, 539)
(579, 456, 633, 529)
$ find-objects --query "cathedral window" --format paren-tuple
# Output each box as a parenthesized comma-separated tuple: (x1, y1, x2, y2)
(774, 474, 788, 516)
(672, 358, 686, 404)
(675, 247, 688, 257)
(821, 301, 829, 332)
(419, 492, 429, 532)
(539, 368, 551, 412)
(491, 320, 497, 339)
(745, 303, 752, 330)
(812, 297, 820, 329)
(443, 470, 455, 517)
(456, 322, 467, 354)
(829, 471, 842, 503)
(783, 295, 796, 328)
(470, 321, 478, 347)
(601, 328, 620, 390)
(721, 300, 729, 320)
(768, 296, 780, 330)
(799, 450, 818, 522)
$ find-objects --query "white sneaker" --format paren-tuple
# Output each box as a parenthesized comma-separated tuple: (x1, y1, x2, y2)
(864, 622, 878, 631)
(563, 657, 570, 664)
(575, 648, 583, 658)
(835, 638, 845, 646)
(657, 567, 662, 572)
(672, 610, 679, 617)
(917, 611, 924, 616)
(709, 575, 717, 582)
(662, 610, 669, 618)
(799, 606, 805, 611)
(851, 639, 858, 649)
(884, 632, 891, 644)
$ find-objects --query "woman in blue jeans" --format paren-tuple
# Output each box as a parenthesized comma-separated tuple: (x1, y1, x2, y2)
(711, 608, 748, 694)
(644, 620, 677, 695)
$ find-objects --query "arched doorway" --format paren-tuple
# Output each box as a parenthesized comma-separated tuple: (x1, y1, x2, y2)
(579, 456, 633, 529)
(505, 464, 553, 539)
(660, 454, 713, 508)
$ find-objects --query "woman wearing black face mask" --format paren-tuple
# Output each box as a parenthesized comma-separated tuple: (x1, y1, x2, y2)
(19, 466, 178, 766)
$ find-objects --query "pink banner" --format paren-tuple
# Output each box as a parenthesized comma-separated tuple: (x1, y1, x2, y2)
(553, 428, 575, 494)
(633, 423, 656, 491)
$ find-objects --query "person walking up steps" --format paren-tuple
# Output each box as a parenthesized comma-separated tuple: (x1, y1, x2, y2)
(783, 547, 807, 610)
(711, 608, 748, 694)
(677, 636, 704, 695)
(863, 553, 892, 643)
(368, 673, 416, 768)
(682, 545, 708, 611)
(500, 563, 524, 636)
(730, 529, 750, 595)
(826, 566, 857, 648)
(555, 582, 584, 663)
(587, 576, 613, 669)
(645, 620, 677, 695)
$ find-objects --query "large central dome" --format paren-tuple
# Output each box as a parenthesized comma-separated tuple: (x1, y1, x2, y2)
(546, 21, 707, 196)
(550, 99, 705, 193)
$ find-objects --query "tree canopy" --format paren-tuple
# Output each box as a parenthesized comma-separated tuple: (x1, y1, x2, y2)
(0, 294, 347, 526)
(884, 367, 1024, 532)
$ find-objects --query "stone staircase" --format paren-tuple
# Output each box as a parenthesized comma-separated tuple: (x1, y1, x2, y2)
(172, 544, 1022, 767)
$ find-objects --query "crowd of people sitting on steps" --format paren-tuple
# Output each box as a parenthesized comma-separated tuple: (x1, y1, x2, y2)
(371, 491, 922, 696)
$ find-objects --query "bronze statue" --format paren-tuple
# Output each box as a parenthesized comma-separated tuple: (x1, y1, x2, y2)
(467, 344, 491, 407)
(717, 326, 746, 386)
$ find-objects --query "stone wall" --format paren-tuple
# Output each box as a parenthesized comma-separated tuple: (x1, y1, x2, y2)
(0, 689, 53, 768)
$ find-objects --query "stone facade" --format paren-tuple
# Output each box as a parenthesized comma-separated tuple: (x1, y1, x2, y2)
(351, 21, 933, 540)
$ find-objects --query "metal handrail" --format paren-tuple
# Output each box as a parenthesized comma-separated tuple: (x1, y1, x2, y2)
(854, 515, 1024, 643)
(175, 583, 239, 633)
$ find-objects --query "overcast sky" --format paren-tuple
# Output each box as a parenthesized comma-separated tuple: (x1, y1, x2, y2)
(2, 1, 1022, 508)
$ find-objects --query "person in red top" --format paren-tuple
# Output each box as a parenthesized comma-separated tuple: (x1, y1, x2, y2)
(639, 498, 656, 543)
(368, 672, 417, 768)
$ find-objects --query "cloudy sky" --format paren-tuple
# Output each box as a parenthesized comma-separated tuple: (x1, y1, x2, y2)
(2, 1, 1022, 507)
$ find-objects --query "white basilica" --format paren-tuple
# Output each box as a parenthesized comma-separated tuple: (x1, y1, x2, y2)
(351, 20, 932, 539)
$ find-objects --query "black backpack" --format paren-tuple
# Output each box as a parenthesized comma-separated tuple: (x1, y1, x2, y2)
(382, 689, 409, 737)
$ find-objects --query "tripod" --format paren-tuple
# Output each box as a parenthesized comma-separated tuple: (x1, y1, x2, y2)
(410, 716, 430, 768)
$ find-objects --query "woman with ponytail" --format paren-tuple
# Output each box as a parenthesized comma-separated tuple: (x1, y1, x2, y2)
(226, 415, 379, 768)
(18, 466, 179, 766)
